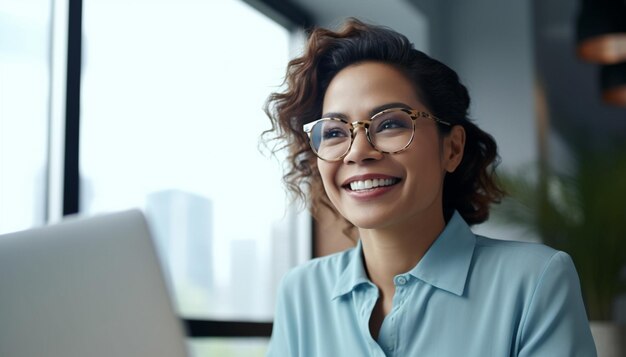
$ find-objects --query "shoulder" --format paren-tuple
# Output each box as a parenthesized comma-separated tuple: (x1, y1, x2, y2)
(284, 246, 355, 281)
(278, 246, 355, 296)
(470, 235, 578, 290)
(473, 235, 562, 268)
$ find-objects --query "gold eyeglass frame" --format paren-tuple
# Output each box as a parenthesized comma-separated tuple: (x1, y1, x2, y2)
(303, 107, 452, 162)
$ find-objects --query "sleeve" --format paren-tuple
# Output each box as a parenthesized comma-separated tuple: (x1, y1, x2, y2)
(517, 251, 597, 357)
(266, 271, 297, 357)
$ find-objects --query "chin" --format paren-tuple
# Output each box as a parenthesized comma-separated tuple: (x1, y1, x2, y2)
(345, 215, 392, 231)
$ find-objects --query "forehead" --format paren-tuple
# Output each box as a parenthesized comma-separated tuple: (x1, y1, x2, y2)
(322, 61, 423, 115)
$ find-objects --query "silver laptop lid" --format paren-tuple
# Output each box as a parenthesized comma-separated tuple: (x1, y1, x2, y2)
(0, 209, 189, 357)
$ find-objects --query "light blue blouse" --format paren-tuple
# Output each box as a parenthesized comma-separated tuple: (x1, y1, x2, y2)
(267, 212, 597, 356)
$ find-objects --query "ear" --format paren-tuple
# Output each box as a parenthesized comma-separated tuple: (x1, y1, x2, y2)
(443, 125, 465, 173)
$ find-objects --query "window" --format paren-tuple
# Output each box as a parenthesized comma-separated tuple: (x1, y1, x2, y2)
(80, 1, 309, 353)
(0, 0, 51, 235)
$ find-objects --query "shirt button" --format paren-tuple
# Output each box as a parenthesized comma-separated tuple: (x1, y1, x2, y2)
(395, 276, 407, 285)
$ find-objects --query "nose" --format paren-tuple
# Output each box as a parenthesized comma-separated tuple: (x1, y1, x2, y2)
(343, 126, 383, 164)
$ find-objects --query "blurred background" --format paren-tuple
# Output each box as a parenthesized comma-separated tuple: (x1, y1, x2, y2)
(1, 0, 625, 355)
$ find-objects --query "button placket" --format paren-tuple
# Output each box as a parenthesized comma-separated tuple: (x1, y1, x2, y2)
(383, 275, 411, 355)
(355, 285, 379, 347)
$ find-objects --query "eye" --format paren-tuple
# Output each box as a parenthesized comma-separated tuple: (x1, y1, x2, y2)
(323, 127, 349, 139)
(313, 120, 350, 142)
(373, 113, 412, 133)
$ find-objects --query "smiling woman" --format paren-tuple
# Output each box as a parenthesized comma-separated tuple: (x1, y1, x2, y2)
(316, 62, 464, 235)
(263, 18, 597, 356)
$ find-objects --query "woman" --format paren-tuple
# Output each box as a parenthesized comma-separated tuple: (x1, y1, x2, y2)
(264, 18, 596, 356)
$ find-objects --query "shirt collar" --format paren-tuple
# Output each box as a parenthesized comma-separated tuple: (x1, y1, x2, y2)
(407, 211, 476, 296)
(331, 239, 371, 300)
(331, 211, 476, 300)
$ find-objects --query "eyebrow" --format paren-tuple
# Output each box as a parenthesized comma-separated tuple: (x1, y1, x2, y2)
(321, 102, 412, 120)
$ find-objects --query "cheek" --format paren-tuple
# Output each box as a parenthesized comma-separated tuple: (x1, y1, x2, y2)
(405, 136, 446, 180)
(317, 161, 346, 213)
(317, 161, 336, 193)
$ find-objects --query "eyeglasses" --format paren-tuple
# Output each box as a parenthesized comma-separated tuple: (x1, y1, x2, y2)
(303, 107, 451, 161)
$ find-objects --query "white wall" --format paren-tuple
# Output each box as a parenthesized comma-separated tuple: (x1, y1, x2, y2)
(294, 0, 430, 52)
(436, 0, 536, 172)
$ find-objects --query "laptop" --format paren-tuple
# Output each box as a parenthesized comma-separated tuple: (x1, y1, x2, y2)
(0, 209, 190, 357)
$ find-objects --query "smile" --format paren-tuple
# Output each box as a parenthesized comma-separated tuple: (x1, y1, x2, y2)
(347, 178, 400, 191)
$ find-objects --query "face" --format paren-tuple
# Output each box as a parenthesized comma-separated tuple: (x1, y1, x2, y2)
(318, 61, 464, 231)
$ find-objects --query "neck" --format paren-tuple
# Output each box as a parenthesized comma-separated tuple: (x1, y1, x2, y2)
(359, 210, 446, 291)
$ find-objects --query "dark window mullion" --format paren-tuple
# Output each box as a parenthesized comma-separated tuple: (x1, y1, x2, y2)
(63, 0, 82, 216)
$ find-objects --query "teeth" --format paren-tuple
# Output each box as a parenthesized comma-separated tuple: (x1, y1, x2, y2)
(349, 178, 397, 191)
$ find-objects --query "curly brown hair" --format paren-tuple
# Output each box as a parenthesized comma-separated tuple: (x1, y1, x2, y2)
(263, 18, 505, 228)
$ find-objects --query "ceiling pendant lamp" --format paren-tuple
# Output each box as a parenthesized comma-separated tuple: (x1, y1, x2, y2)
(577, 34, 626, 65)
(576, 0, 626, 65)
(576, 0, 626, 106)
(601, 62, 626, 106)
